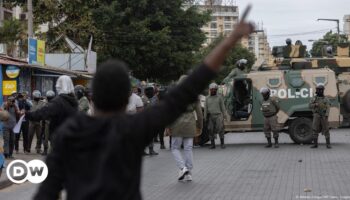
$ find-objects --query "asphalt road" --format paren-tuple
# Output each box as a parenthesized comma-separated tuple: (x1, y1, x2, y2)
(2, 129, 350, 200)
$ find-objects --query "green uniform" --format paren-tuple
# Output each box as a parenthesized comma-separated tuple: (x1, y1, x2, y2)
(261, 98, 280, 138)
(205, 95, 226, 140)
(309, 96, 330, 139)
(28, 100, 45, 151)
(78, 96, 90, 113)
(222, 68, 244, 84)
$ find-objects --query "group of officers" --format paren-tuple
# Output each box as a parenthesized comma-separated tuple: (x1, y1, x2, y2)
(0, 82, 91, 159)
(205, 58, 332, 149)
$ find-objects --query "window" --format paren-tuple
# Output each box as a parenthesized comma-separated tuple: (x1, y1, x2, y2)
(211, 16, 217, 22)
(224, 30, 231, 35)
(313, 76, 328, 86)
(224, 23, 232, 29)
(210, 23, 217, 29)
(224, 16, 231, 21)
(210, 30, 217, 37)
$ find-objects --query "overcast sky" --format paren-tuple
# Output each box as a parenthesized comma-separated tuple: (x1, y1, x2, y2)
(235, 0, 350, 50)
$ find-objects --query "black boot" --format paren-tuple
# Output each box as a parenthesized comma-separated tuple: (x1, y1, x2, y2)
(209, 139, 216, 149)
(310, 138, 318, 148)
(160, 144, 166, 149)
(265, 137, 272, 148)
(149, 147, 159, 156)
(220, 138, 226, 149)
(274, 137, 279, 148)
(326, 138, 332, 149)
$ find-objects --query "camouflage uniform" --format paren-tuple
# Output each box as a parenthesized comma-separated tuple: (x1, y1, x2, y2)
(28, 100, 46, 153)
(78, 96, 90, 113)
(261, 98, 280, 138)
(309, 96, 330, 139)
(204, 95, 226, 140)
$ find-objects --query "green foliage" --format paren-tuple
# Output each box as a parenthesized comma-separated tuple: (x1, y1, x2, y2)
(0, 19, 26, 56)
(310, 31, 349, 57)
(92, 0, 210, 82)
(195, 35, 255, 83)
(11, 0, 209, 82)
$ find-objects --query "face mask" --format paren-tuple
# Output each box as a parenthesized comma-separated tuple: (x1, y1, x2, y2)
(34, 98, 41, 101)
(316, 89, 324, 97)
(262, 93, 270, 101)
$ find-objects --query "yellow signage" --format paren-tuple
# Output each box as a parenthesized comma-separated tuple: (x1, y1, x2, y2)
(37, 40, 46, 65)
(3, 80, 17, 96)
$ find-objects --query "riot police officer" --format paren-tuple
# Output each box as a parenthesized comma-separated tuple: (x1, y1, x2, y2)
(222, 59, 247, 84)
(75, 85, 89, 113)
(260, 88, 280, 148)
(309, 84, 331, 149)
(204, 83, 226, 149)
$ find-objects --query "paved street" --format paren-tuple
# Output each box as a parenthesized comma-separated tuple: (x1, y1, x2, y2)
(2, 129, 350, 200)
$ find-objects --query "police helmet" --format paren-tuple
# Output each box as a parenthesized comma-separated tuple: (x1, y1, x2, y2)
(260, 87, 270, 94)
(316, 83, 325, 90)
(46, 90, 56, 98)
(32, 90, 42, 98)
(209, 83, 218, 89)
(326, 46, 333, 54)
(286, 38, 292, 45)
(236, 59, 248, 66)
(74, 85, 85, 96)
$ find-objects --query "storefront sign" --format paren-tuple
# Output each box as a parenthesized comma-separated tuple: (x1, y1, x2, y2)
(29, 38, 46, 66)
(5, 66, 20, 79)
(2, 80, 17, 96)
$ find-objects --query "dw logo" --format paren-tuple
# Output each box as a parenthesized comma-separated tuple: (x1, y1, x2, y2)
(6, 160, 48, 184)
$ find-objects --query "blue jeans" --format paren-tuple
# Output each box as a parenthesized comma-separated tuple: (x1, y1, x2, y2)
(171, 137, 193, 171)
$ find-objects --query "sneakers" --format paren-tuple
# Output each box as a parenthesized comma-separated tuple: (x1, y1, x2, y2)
(178, 167, 189, 181)
(183, 174, 192, 182)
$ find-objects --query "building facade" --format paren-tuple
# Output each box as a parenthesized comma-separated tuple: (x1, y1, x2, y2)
(242, 31, 271, 62)
(197, 2, 239, 46)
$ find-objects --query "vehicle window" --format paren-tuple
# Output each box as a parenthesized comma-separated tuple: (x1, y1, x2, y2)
(267, 78, 281, 88)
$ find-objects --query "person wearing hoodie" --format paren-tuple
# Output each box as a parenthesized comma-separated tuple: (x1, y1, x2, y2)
(25, 75, 78, 142)
(33, 20, 254, 200)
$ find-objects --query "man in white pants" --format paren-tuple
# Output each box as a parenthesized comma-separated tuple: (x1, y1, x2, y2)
(169, 76, 203, 181)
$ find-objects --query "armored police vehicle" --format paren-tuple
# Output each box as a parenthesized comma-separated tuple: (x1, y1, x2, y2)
(223, 42, 350, 144)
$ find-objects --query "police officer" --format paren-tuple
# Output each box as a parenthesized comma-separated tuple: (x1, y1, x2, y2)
(260, 87, 280, 148)
(222, 59, 247, 84)
(75, 85, 89, 113)
(41, 90, 56, 155)
(28, 90, 46, 154)
(286, 38, 292, 46)
(205, 83, 226, 149)
(309, 84, 331, 149)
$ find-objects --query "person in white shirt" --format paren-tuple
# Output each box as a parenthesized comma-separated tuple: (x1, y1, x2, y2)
(126, 92, 144, 114)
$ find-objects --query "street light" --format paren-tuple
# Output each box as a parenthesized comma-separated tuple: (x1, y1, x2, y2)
(317, 18, 340, 41)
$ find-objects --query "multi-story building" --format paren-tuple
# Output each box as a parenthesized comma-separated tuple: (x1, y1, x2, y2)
(241, 25, 271, 63)
(196, 1, 239, 45)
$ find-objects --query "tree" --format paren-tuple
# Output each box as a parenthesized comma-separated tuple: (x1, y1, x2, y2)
(0, 19, 26, 57)
(195, 35, 255, 83)
(310, 31, 349, 57)
(12, 0, 209, 82)
(92, 0, 210, 82)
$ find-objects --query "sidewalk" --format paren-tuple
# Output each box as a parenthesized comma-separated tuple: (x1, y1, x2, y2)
(0, 139, 44, 190)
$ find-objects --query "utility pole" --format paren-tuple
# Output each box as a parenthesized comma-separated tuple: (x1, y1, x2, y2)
(317, 18, 340, 41)
(28, 0, 33, 38)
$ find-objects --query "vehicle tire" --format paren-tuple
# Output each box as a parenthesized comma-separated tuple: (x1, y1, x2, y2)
(342, 90, 350, 113)
(289, 117, 313, 144)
